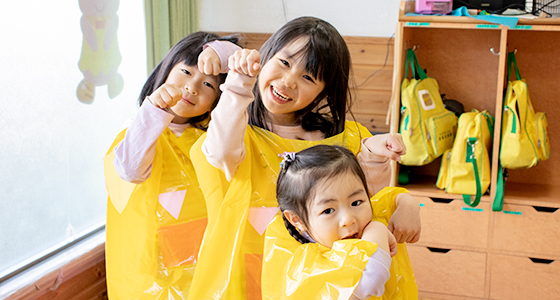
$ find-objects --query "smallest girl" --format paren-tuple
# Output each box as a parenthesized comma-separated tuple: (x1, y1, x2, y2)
(263, 144, 418, 300)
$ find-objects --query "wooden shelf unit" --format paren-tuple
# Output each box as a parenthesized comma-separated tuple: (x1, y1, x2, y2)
(391, 2, 560, 299)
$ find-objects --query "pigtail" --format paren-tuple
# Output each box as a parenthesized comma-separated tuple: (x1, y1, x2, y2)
(282, 214, 309, 244)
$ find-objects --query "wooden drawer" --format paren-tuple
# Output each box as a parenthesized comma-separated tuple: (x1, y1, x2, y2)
(407, 245, 487, 298)
(491, 254, 560, 300)
(493, 203, 560, 258)
(415, 196, 490, 249)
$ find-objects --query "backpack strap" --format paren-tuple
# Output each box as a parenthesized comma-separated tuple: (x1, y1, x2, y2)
(463, 137, 482, 207)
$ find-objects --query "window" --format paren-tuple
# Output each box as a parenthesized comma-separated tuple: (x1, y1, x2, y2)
(0, 0, 146, 281)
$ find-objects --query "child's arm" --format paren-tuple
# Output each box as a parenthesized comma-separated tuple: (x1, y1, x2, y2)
(200, 49, 261, 181)
(350, 221, 393, 300)
(358, 133, 406, 194)
(198, 40, 242, 75)
(113, 100, 174, 183)
(388, 193, 421, 244)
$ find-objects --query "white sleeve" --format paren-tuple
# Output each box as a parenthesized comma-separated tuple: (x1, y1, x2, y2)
(353, 248, 392, 299)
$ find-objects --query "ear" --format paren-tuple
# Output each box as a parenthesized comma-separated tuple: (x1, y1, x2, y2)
(283, 210, 307, 232)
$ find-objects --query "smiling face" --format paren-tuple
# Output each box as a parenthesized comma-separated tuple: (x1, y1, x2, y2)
(257, 37, 326, 126)
(304, 171, 373, 248)
(165, 62, 220, 124)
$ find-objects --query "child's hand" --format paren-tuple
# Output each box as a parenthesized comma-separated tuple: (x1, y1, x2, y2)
(147, 83, 183, 110)
(198, 46, 222, 76)
(228, 49, 261, 77)
(388, 193, 421, 243)
(364, 133, 407, 162)
(387, 229, 398, 257)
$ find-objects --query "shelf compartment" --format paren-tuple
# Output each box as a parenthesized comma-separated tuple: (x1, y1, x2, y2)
(407, 245, 487, 298)
(492, 203, 560, 258)
(415, 197, 490, 249)
(490, 254, 560, 300)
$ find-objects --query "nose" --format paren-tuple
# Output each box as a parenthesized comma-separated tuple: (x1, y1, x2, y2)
(282, 72, 297, 90)
(184, 82, 198, 95)
(340, 210, 356, 228)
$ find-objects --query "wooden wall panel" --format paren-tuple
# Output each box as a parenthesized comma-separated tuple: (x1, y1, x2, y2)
(216, 32, 395, 133)
(7, 244, 107, 300)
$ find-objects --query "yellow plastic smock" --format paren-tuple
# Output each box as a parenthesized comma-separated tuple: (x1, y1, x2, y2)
(188, 121, 372, 300)
(262, 187, 418, 300)
(104, 127, 207, 300)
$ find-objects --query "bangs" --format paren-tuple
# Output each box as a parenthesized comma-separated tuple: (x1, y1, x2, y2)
(288, 35, 332, 83)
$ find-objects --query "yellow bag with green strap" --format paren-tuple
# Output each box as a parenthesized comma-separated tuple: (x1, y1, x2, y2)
(187, 121, 372, 300)
(400, 49, 458, 166)
(436, 110, 494, 208)
(262, 187, 417, 300)
(500, 51, 550, 169)
(104, 127, 207, 300)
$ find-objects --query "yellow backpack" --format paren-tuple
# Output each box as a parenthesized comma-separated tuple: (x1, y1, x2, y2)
(500, 51, 550, 169)
(437, 110, 494, 207)
(400, 49, 458, 166)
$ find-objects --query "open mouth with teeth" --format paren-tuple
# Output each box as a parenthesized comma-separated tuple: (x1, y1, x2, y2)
(342, 233, 359, 240)
(271, 86, 292, 102)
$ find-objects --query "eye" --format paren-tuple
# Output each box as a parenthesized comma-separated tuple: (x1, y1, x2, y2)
(203, 81, 215, 90)
(351, 200, 364, 207)
(181, 69, 192, 76)
(321, 208, 335, 215)
(279, 59, 290, 67)
(303, 74, 315, 83)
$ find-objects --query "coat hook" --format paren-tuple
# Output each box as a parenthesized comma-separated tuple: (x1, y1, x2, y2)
(490, 47, 500, 55)
(412, 45, 419, 51)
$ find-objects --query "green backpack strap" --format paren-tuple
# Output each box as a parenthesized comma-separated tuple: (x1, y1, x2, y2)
(463, 137, 482, 207)
(405, 49, 420, 80)
(409, 50, 427, 80)
(507, 51, 521, 81)
(493, 161, 505, 211)
(463, 111, 494, 207)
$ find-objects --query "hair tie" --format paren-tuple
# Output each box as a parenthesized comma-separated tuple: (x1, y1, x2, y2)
(279, 151, 296, 168)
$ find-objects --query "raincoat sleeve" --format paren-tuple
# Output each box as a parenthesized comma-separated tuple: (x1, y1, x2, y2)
(202, 71, 256, 181)
(188, 131, 257, 300)
(113, 101, 173, 183)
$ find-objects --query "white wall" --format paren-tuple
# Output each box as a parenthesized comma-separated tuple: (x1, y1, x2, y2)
(199, 0, 400, 37)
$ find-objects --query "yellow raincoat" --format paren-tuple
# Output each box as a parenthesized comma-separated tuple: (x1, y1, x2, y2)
(104, 127, 207, 299)
(262, 187, 418, 299)
(188, 121, 373, 300)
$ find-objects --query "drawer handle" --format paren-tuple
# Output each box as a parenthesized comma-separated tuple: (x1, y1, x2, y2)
(532, 206, 558, 213)
(529, 257, 554, 264)
(429, 197, 453, 204)
(427, 247, 451, 253)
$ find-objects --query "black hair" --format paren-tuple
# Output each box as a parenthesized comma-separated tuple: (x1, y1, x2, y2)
(276, 145, 370, 244)
(249, 16, 353, 137)
(138, 31, 240, 130)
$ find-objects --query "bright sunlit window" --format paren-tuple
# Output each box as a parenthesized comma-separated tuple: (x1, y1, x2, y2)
(0, 0, 146, 283)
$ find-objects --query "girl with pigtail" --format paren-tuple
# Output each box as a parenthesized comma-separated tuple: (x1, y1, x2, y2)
(263, 144, 417, 299)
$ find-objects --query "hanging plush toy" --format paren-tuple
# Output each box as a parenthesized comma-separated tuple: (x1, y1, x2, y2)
(77, 0, 123, 104)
